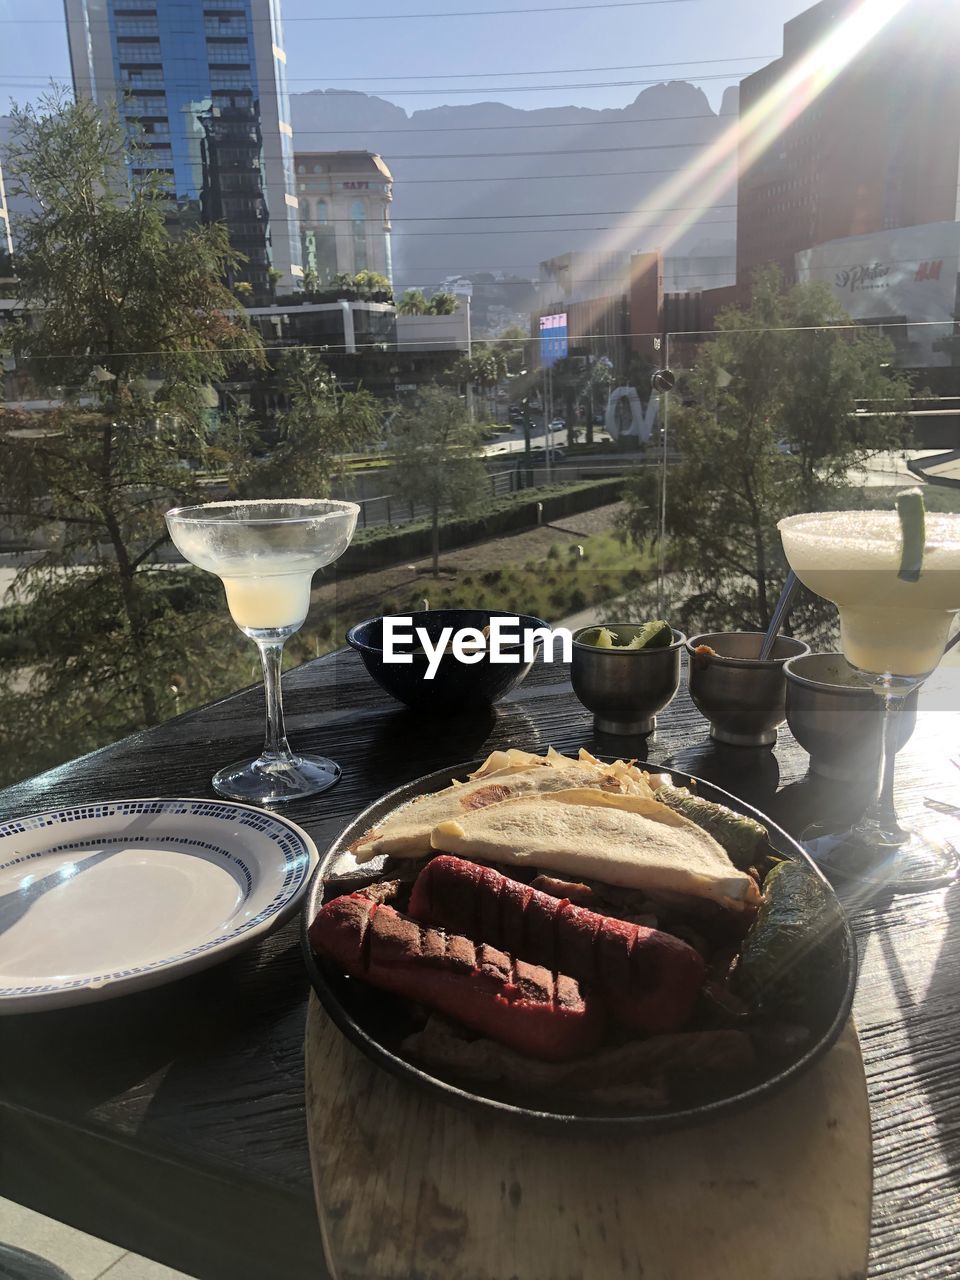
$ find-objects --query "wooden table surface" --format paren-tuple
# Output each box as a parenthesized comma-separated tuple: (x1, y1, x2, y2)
(1, 648, 959, 1280)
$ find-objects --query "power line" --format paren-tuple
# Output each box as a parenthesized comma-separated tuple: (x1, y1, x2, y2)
(259, 55, 776, 82)
(0, 89, 739, 125)
(256, 108, 737, 130)
(5, 0, 704, 21)
(0, 57, 774, 83)
(78, 139, 728, 163)
(0, 77, 748, 98)
(314, 217, 739, 234)
(301, 202, 736, 222)
(391, 256, 953, 283)
(347, 165, 724, 184)
(11, 319, 955, 361)
(142, 140, 724, 161)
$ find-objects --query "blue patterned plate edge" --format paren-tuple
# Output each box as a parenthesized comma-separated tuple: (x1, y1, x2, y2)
(0, 797, 319, 1012)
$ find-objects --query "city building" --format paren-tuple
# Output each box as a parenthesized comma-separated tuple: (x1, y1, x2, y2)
(534, 250, 684, 372)
(796, 221, 960, 368)
(735, 0, 960, 287)
(0, 160, 12, 276)
(63, 0, 303, 302)
(246, 298, 396, 355)
(294, 152, 393, 287)
(395, 303, 470, 355)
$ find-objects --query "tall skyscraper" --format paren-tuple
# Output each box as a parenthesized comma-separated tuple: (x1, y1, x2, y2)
(64, 0, 303, 302)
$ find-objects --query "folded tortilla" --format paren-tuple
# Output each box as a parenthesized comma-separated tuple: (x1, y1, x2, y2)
(350, 749, 653, 861)
(430, 788, 761, 910)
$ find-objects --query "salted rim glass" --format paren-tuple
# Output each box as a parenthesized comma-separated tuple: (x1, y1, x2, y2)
(778, 509, 960, 896)
(165, 498, 359, 805)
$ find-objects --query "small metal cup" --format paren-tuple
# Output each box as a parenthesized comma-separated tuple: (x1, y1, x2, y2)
(571, 625, 686, 735)
(784, 651, 918, 781)
(686, 631, 810, 747)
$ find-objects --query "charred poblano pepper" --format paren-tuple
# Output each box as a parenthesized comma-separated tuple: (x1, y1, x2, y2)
(735, 860, 845, 1018)
(654, 784, 768, 869)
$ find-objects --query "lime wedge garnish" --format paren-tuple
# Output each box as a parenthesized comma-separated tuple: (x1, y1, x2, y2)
(896, 488, 926, 583)
(624, 620, 673, 650)
(582, 626, 618, 648)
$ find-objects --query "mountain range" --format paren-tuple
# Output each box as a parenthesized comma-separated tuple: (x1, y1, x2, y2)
(289, 80, 740, 290)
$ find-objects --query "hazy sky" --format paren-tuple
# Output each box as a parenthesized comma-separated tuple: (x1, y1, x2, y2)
(0, 0, 814, 116)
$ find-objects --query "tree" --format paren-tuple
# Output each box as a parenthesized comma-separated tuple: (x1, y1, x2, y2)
(222, 348, 382, 498)
(620, 269, 911, 634)
(497, 324, 529, 376)
(387, 385, 488, 577)
(544, 354, 615, 445)
(353, 269, 392, 297)
(397, 288, 428, 315)
(449, 344, 509, 420)
(330, 271, 357, 297)
(0, 91, 264, 782)
(427, 291, 459, 315)
(545, 355, 585, 433)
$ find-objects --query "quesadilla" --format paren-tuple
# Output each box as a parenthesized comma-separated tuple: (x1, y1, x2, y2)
(350, 749, 653, 861)
(430, 788, 761, 911)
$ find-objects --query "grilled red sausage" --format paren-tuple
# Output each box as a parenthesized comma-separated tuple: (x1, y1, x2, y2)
(408, 855, 706, 1033)
(309, 893, 605, 1062)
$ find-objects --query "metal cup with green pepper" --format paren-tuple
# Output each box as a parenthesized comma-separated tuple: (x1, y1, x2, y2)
(571, 621, 685, 736)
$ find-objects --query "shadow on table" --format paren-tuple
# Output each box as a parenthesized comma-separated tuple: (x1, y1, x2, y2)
(866, 883, 960, 1194)
(0, 921, 308, 1123)
(1, 923, 323, 1278)
(658, 739, 782, 814)
(354, 701, 544, 778)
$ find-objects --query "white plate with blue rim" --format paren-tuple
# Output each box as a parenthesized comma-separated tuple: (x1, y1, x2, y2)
(0, 798, 319, 1012)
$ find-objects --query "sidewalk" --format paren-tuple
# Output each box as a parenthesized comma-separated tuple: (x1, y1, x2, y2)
(0, 1197, 193, 1280)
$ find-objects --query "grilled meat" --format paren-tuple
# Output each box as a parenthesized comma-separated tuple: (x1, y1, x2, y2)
(309, 893, 605, 1062)
(407, 855, 706, 1033)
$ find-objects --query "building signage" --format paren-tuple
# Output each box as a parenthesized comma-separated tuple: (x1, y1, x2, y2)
(539, 312, 568, 368)
(343, 181, 370, 190)
(796, 221, 960, 366)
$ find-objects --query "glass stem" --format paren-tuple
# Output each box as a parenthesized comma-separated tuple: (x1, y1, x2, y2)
(855, 690, 909, 846)
(256, 639, 295, 763)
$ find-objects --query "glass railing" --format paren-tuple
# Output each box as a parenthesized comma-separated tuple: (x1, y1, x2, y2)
(1, 312, 958, 787)
(660, 317, 960, 649)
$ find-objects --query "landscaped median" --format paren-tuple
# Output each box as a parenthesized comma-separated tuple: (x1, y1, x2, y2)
(340, 477, 625, 574)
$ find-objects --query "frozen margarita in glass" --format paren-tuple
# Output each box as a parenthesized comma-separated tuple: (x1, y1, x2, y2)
(166, 498, 359, 804)
(779, 497, 960, 893)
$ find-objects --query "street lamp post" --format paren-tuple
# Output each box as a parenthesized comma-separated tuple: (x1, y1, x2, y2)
(544, 364, 553, 484)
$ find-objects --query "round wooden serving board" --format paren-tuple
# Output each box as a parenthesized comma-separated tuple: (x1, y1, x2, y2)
(305, 995, 872, 1280)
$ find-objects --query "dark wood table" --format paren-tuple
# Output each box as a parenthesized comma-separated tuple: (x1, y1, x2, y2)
(1, 649, 959, 1280)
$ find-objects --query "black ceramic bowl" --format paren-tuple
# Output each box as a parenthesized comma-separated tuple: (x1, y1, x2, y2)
(346, 609, 551, 712)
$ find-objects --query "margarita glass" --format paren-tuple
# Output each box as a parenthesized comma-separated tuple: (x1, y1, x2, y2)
(165, 499, 359, 804)
(779, 508, 960, 891)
